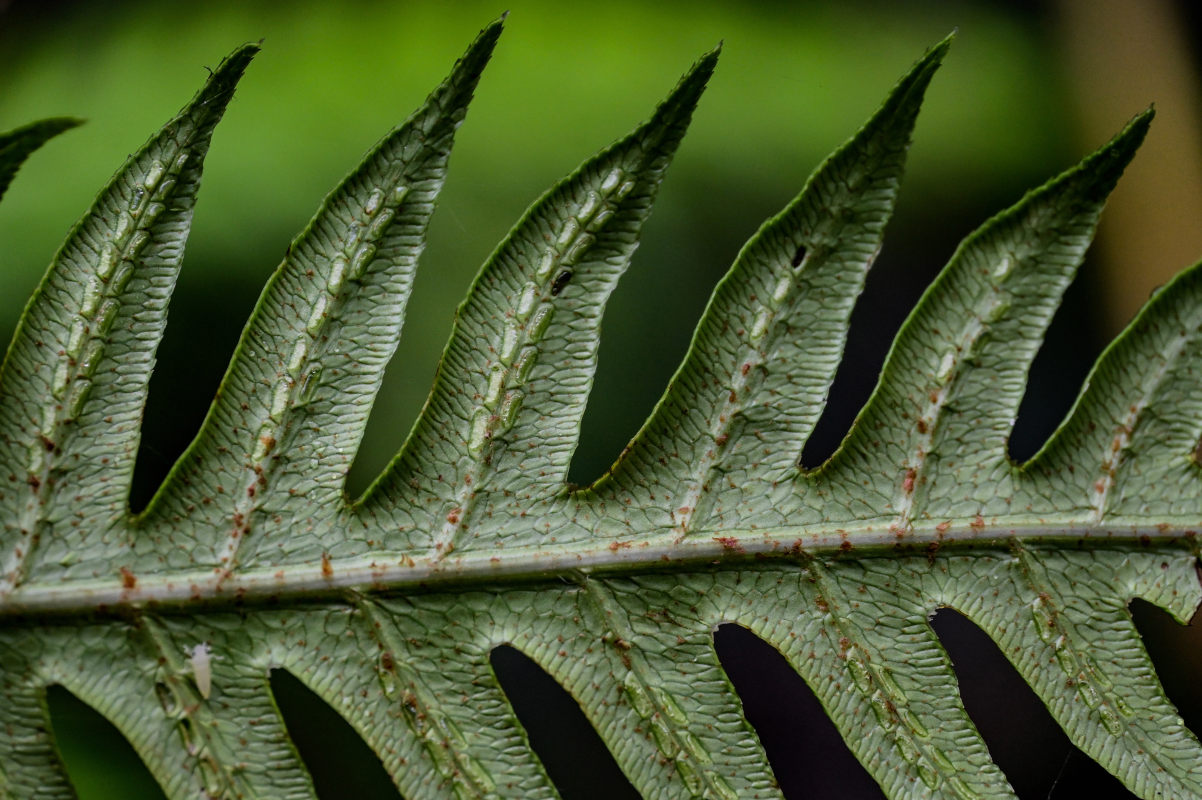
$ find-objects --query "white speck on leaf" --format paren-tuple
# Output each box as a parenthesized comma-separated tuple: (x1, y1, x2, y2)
(190, 642, 212, 699)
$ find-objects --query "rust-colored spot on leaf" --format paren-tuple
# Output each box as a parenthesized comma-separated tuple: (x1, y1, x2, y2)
(119, 567, 136, 589)
(902, 468, 916, 494)
(970, 515, 985, 530)
(321, 552, 333, 579)
(446, 508, 461, 525)
(714, 536, 744, 553)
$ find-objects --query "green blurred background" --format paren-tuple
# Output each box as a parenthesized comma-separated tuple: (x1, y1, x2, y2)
(3, 0, 1202, 798)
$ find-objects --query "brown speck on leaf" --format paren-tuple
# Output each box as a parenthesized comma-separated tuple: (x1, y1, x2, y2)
(902, 468, 916, 494)
(119, 566, 136, 589)
(714, 536, 744, 553)
(321, 552, 333, 579)
(926, 541, 940, 564)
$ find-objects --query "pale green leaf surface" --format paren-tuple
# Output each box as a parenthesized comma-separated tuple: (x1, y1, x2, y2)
(368, 46, 718, 557)
(817, 111, 1150, 531)
(0, 48, 255, 589)
(141, 22, 505, 575)
(1024, 261, 1202, 522)
(3, 21, 1202, 800)
(596, 38, 949, 538)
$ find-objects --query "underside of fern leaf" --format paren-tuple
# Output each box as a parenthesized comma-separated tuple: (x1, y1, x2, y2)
(2, 19, 1202, 800)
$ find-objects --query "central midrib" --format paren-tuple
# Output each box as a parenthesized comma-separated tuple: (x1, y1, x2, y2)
(2, 519, 1197, 617)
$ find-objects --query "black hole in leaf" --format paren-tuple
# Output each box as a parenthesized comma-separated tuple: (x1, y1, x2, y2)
(930, 608, 1135, 799)
(270, 669, 402, 800)
(713, 623, 881, 799)
(790, 244, 807, 268)
(46, 684, 166, 800)
(1131, 598, 1202, 736)
(489, 644, 639, 800)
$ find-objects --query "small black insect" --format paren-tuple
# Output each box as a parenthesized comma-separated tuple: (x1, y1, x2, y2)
(550, 269, 573, 296)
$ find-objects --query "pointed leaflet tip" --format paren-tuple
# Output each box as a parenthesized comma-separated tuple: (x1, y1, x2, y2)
(909, 32, 951, 83)
(468, 15, 505, 61)
(639, 46, 719, 142)
(1034, 104, 1150, 208)
(1097, 104, 1152, 156)
(0, 118, 84, 202)
(203, 41, 259, 93)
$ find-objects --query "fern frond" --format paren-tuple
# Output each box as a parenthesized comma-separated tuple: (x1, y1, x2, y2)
(2, 19, 1201, 800)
